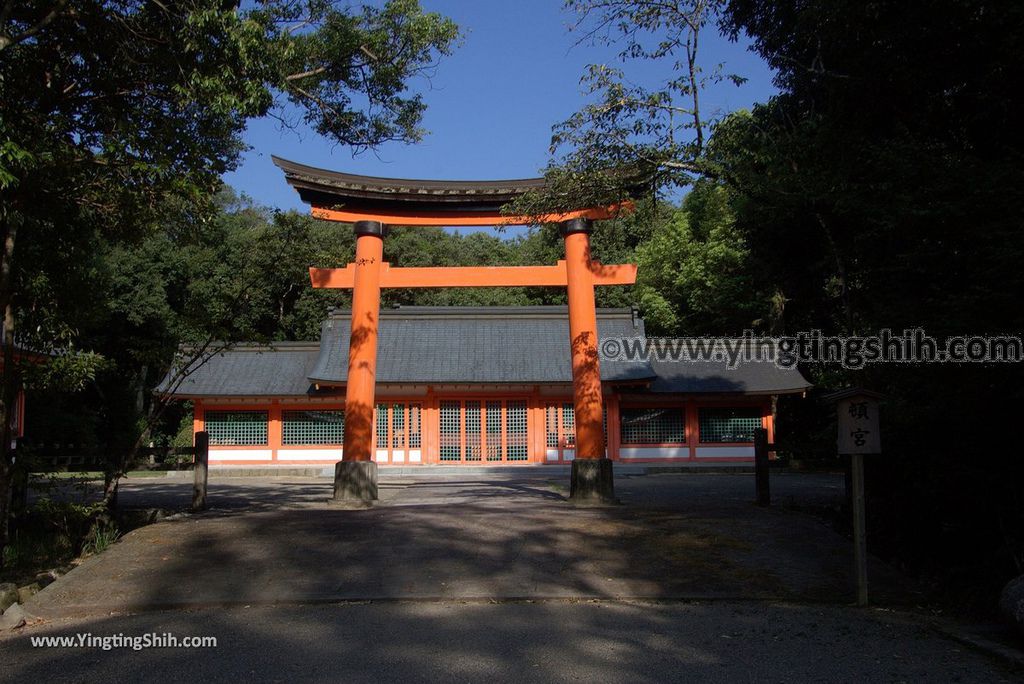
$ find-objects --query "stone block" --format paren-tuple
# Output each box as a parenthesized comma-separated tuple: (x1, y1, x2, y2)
(0, 583, 17, 613)
(332, 460, 378, 504)
(999, 574, 1024, 639)
(569, 458, 617, 504)
(17, 583, 40, 603)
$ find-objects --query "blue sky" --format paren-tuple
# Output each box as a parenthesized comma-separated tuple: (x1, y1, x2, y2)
(223, 1, 777, 214)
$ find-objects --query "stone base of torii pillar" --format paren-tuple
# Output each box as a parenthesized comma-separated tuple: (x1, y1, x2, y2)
(570, 458, 616, 504)
(331, 460, 379, 507)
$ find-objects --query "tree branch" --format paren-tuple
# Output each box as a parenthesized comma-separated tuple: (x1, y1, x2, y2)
(285, 66, 328, 81)
(0, 0, 69, 52)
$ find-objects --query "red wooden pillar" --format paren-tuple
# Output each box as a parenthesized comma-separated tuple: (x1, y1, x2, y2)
(335, 220, 385, 503)
(268, 400, 283, 462)
(343, 221, 385, 462)
(561, 218, 614, 501)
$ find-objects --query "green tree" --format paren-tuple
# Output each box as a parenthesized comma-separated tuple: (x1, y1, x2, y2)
(17, 190, 357, 508)
(517, 0, 1024, 611)
(509, 0, 740, 216)
(714, 0, 1024, 611)
(0, 0, 458, 566)
(635, 182, 764, 335)
(381, 227, 533, 307)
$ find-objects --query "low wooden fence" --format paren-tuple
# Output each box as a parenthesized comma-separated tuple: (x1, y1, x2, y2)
(13, 443, 196, 471)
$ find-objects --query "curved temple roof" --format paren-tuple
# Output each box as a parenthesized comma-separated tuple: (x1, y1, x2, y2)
(272, 155, 548, 213)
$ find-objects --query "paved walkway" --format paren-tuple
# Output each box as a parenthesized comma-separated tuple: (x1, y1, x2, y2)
(24, 473, 914, 617)
(6, 472, 1020, 681)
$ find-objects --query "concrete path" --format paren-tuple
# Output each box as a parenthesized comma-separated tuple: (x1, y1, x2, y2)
(24, 473, 915, 617)
(5, 472, 1020, 681)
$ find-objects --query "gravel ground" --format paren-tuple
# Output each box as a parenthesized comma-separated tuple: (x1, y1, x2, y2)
(7, 471, 1020, 681)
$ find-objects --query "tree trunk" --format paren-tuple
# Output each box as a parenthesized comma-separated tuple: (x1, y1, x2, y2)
(817, 212, 856, 333)
(0, 308, 20, 570)
(0, 212, 19, 570)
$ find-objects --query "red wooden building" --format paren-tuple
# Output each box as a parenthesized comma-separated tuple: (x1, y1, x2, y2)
(158, 305, 808, 466)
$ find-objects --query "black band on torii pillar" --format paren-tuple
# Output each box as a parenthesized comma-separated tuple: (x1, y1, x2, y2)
(559, 217, 594, 236)
(353, 220, 388, 238)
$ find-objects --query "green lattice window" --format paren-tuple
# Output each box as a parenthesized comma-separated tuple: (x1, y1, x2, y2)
(375, 403, 388, 449)
(486, 400, 502, 461)
(439, 400, 461, 461)
(465, 401, 482, 461)
(408, 405, 422, 448)
(205, 411, 267, 446)
(282, 410, 344, 445)
(698, 407, 762, 443)
(545, 406, 558, 448)
(562, 402, 576, 447)
(391, 404, 406, 449)
(620, 407, 685, 445)
(506, 399, 528, 461)
(438, 399, 528, 462)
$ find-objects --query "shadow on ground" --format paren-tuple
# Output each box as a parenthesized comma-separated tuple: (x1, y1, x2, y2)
(7, 474, 1016, 683)
(24, 473, 917, 618)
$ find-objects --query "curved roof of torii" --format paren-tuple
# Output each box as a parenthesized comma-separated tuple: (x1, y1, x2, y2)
(272, 155, 548, 213)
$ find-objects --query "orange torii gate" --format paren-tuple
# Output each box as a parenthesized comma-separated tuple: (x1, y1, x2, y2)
(274, 157, 638, 504)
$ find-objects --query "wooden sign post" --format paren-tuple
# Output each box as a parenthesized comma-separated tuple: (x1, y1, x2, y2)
(192, 430, 209, 512)
(826, 388, 884, 607)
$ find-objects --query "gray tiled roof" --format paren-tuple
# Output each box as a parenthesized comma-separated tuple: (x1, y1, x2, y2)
(647, 355, 811, 394)
(158, 307, 810, 397)
(157, 343, 319, 397)
(308, 306, 655, 384)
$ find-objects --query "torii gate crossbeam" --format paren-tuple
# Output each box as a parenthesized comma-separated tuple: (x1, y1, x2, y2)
(309, 260, 637, 289)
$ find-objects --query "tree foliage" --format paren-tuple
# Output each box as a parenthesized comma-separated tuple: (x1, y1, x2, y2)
(517, 0, 1024, 613)
(710, 0, 1024, 612)
(0, 0, 458, 567)
(635, 181, 765, 335)
(0, 0, 458, 343)
(510, 0, 742, 215)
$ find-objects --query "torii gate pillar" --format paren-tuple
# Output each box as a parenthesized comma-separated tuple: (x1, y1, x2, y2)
(333, 220, 385, 504)
(561, 218, 615, 503)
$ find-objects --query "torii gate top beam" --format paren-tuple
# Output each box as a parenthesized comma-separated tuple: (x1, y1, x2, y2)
(272, 155, 633, 226)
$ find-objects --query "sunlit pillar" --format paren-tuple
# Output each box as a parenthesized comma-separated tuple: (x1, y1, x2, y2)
(335, 220, 385, 503)
(561, 218, 614, 502)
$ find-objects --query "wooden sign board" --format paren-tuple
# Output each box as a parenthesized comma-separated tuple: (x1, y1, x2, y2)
(836, 395, 881, 455)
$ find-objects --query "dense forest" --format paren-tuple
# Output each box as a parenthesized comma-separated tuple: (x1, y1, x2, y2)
(3, 0, 1023, 617)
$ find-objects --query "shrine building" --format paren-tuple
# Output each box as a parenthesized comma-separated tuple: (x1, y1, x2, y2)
(159, 304, 808, 466)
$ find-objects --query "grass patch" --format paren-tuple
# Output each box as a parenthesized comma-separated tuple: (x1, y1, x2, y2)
(2, 499, 119, 585)
(82, 525, 121, 555)
(545, 480, 568, 494)
(31, 470, 178, 480)
(31, 471, 103, 481)
(1, 528, 75, 579)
